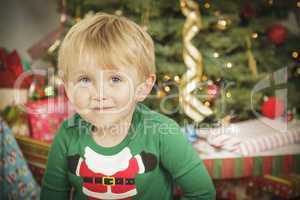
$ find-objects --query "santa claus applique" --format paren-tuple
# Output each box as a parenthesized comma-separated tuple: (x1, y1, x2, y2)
(67, 146, 157, 200)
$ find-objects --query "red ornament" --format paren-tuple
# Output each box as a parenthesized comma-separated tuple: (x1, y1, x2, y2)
(267, 24, 288, 45)
(207, 84, 219, 99)
(261, 96, 285, 119)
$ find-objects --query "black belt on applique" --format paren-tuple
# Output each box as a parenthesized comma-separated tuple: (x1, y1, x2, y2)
(82, 177, 135, 185)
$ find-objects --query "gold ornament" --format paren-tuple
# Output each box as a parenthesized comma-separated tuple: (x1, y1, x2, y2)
(179, 0, 213, 122)
(245, 36, 258, 77)
(156, 90, 166, 98)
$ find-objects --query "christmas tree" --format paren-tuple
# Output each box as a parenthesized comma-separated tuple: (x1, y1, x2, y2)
(43, 0, 300, 126)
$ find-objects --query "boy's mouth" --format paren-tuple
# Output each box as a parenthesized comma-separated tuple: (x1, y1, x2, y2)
(91, 107, 114, 111)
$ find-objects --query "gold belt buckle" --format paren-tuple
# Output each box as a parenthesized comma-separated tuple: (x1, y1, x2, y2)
(103, 176, 115, 185)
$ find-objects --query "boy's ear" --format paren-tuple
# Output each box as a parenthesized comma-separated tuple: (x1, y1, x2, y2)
(135, 74, 156, 102)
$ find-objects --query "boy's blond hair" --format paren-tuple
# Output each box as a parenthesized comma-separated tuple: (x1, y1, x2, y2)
(58, 12, 155, 82)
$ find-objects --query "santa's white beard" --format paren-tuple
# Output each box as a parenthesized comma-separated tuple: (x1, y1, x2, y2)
(84, 146, 132, 176)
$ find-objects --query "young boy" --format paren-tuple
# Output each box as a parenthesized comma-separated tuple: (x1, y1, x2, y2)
(41, 12, 215, 200)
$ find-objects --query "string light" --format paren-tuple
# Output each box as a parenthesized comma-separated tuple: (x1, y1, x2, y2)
(217, 19, 227, 30)
(226, 62, 233, 68)
(174, 75, 180, 82)
(164, 86, 171, 92)
(204, 3, 210, 9)
(213, 52, 220, 58)
(204, 101, 210, 107)
(252, 32, 258, 39)
(268, 0, 273, 5)
(292, 51, 299, 59)
(226, 92, 231, 98)
(163, 75, 171, 81)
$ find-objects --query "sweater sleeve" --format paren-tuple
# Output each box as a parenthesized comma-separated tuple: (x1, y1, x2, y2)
(40, 121, 71, 199)
(175, 162, 216, 200)
(159, 119, 215, 200)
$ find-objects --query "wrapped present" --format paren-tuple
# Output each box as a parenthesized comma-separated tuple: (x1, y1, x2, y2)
(26, 97, 75, 142)
(247, 174, 300, 199)
(195, 118, 300, 156)
(0, 117, 40, 199)
(14, 134, 50, 185)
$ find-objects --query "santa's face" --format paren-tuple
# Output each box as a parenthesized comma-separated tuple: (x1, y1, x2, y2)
(64, 64, 143, 129)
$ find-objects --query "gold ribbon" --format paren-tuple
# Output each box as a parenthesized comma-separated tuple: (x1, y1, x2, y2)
(179, 0, 213, 122)
(245, 36, 258, 78)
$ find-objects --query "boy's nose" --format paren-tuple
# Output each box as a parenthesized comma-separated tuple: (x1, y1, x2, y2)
(93, 82, 110, 102)
(91, 95, 107, 101)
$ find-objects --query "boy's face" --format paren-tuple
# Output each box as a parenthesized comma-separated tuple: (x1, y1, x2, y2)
(63, 64, 155, 128)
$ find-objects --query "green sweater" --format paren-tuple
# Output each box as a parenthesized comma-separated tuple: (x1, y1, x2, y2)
(41, 103, 215, 200)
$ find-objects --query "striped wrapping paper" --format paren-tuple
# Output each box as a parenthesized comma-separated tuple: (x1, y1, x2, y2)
(237, 126, 300, 156)
(195, 118, 300, 156)
(202, 154, 300, 180)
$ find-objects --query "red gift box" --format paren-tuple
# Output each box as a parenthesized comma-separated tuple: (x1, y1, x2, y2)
(26, 97, 75, 142)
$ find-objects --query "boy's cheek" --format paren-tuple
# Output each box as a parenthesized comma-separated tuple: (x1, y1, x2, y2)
(69, 87, 91, 109)
(116, 90, 135, 106)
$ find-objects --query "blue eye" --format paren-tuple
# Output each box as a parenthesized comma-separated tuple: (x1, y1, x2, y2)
(111, 75, 122, 83)
(78, 77, 91, 84)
